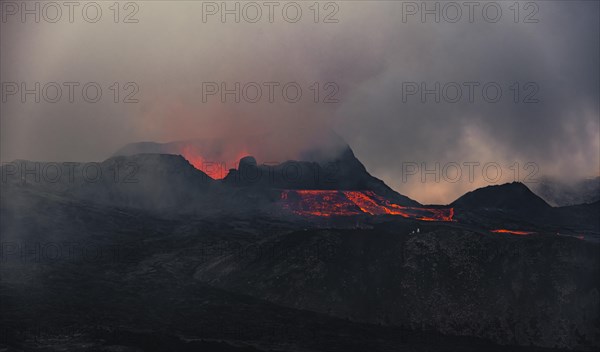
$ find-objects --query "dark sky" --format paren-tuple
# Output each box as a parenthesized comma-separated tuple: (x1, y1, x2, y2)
(1, 1, 598, 203)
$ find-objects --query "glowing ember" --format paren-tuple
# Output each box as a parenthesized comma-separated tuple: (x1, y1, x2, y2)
(280, 190, 454, 221)
(490, 229, 535, 236)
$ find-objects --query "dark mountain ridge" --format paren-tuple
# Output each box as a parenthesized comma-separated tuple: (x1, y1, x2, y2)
(2, 148, 600, 351)
(3, 142, 421, 212)
(451, 182, 551, 212)
(223, 147, 419, 206)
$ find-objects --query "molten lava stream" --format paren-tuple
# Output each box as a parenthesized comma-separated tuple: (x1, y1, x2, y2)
(341, 191, 392, 215)
(361, 191, 455, 222)
(280, 190, 455, 222)
(280, 190, 362, 217)
(490, 229, 535, 236)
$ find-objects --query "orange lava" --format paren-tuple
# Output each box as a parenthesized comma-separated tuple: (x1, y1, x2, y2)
(280, 190, 360, 217)
(490, 229, 535, 236)
(180, 145, 248, 180)
(280, 190, 454, 221)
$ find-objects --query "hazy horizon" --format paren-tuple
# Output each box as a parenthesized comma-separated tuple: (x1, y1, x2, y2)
(2, 0, 599, 203)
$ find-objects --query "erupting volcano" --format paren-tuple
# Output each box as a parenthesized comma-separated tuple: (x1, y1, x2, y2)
(4, 139, 599, 352)
(112, 139, 256, 180)
(113, 138, 452, 220)
(280, 190, 454, 221)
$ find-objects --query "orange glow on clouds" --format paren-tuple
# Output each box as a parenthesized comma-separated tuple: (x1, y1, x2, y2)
(180, 145, 249, 179)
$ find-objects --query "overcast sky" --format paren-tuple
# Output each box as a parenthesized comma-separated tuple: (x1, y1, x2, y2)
(1, 1, 598, 203)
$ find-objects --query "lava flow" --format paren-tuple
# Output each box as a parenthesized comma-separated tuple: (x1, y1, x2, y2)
(490, 229, 536, 236)
(280, 190, 454, 221)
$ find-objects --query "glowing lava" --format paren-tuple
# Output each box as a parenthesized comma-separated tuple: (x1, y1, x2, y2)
(281, 190, 361, 217)
(180, 145, 249, 180)
(490, 229, 535, 236)
(280, 190, 454, 221)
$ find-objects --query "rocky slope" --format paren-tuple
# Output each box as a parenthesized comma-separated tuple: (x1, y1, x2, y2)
(193, 222, 600, 350)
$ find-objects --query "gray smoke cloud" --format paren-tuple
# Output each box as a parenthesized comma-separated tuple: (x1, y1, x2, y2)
(1, 1, 598, 203)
